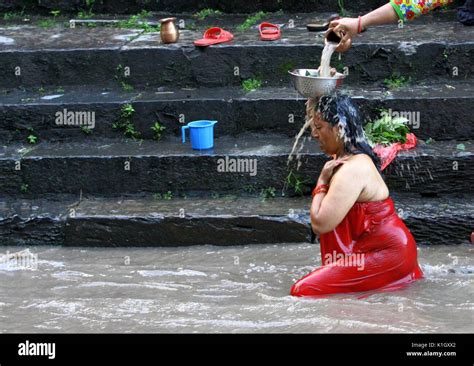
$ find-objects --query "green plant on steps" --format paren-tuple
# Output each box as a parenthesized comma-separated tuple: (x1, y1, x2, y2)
(333, 58, 345, 73)
(81, 126, 92, 135)
(364, 110, 410, 146)
(77, 10, 94, 18)
(242, 184, 256, 194)
(3, 9, 25, 21)
(383, 74, 410, 89)
(337, 0, 347, 17)
(37, 19, 56, 28)
(285, 169, 310, 196)
(27, 134, 37, 144)
(153, 191, 173, 200)
(124, 123, 139, 139)
(260, 187, 276, 202)
(113, 104, 141, 139)
(237, 11, 266, 32)
(115, 65, 138, 92)
(280, 60, 296, 75)
(120, 81, 134, 92)
(138, 10, 152, 18)
(193, 8, 222, 20)
(242, 78, 262, 92)
(151, 121, 166, 141)
(76, 0, 95, 18)
(443, 49, 449, 60)
(121, 103, 134, 117)
(115, 64, 133, 91)
(20, 184, 29, 193)
(116, 13, 160, 32)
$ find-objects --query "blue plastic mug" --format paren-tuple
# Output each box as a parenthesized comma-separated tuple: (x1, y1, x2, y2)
(181, 120, 218, 150)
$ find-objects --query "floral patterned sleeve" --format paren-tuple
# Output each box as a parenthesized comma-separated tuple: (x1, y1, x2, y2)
(389, 0, 454, 21)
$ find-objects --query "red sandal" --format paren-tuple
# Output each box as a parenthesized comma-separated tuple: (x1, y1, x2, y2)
(194, 27, 234, 47)
(258, 22, 281, 41)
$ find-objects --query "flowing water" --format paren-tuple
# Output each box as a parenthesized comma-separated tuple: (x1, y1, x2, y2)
(287, 118, 311, 165)
(0, 244, 472, 333)
(319, 41, 338, 78)
(286, 41, 339, 175)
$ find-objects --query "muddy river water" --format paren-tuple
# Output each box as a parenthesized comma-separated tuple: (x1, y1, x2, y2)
(0, 244, 472, 333)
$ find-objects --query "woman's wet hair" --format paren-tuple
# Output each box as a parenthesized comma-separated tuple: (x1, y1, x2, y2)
(315, 94, 382, 172)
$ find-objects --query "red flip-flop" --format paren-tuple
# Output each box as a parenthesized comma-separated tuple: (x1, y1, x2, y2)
(259, 22, 281, 41)
(194, 27, 234, 47)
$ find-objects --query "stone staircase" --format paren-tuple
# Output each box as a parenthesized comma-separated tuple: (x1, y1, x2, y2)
(0, 2, 472, 246)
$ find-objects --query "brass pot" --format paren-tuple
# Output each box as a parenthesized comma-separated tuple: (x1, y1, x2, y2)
(159, 17, 179, 44)
(324, 29, 352, 53)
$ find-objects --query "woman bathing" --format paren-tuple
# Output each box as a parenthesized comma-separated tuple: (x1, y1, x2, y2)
(290, 95, 423, 297)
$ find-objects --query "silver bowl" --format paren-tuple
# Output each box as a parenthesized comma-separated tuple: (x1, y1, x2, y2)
(288, 69, 345, 98)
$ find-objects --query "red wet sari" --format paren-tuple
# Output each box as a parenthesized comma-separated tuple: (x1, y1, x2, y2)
(291, 197, 423, 296)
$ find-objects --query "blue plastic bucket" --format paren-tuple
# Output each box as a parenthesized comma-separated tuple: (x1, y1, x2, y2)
(181, 120, 218, 150)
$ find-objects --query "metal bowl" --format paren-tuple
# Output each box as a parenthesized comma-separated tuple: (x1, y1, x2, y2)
(288, 69, 345, 98)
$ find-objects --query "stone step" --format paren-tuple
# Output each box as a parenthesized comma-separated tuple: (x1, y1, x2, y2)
(1, 18, 472, 89)
(1, 82, 473, 143)
(0, 0, 463, 15)
(0, 135, 471, 196)
(0, 193, 471, 246)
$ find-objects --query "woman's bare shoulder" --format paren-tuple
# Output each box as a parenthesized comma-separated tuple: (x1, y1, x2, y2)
(331, 154, 369, 181)
(347, 153, 376, 171)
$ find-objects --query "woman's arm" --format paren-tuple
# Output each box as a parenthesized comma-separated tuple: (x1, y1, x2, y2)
(362, 2, 398, 28)
(309, 179, 327, 234)
(389, 0, 454, 22)
(311, 159, 365, 234)
(329, 3, 397, 44)
(330, 0, 454, 43)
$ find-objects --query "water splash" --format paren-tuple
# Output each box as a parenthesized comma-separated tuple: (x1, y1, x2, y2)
(286, 40, 340, 172)
(319, 42, 338, 77)
(283, 100, 313, 196)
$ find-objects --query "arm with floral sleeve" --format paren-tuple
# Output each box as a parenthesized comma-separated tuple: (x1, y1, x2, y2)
(329, 1, 455, 46)
(390, 0, 454, 21)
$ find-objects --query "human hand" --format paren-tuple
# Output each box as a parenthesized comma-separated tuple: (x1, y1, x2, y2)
(318, 156, 350, 184)
(316, 66, 337, 77)
(328, 17, 360, 45)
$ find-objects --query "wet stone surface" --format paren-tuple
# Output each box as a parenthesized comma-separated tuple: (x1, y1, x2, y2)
(0, 26, 141, 51)
(0, 82, 473, 143)
(0, 15, 472, 88)
(0, 193, 472, 246)
(0, 136, 472, 197)
(1, 17, 472, 52)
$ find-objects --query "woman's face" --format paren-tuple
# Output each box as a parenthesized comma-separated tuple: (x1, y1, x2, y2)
(309, 109, 342, 156)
